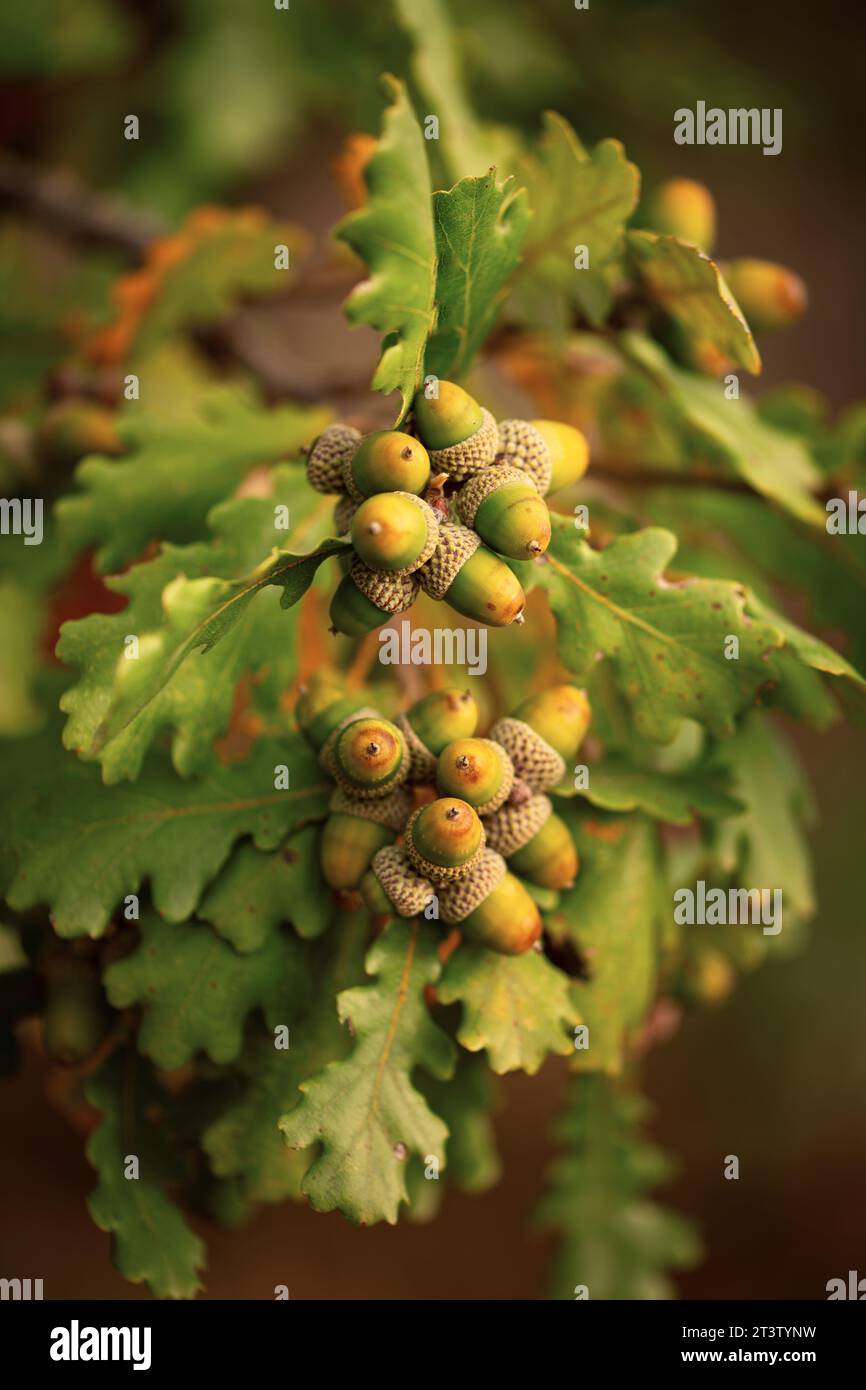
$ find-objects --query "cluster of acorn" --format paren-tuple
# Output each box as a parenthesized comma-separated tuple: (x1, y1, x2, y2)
(303, 380, 589, 635)
(297, 673, 590, 956)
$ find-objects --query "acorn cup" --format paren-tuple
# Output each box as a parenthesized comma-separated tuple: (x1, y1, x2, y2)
(306, 424, 361, 494)
(436, 848, 542, 955)
(455, 465, 551, 560)
(360, 845, 434, 920)
(419, 522, 525, 627)
(344, 430, 430, 499)
(327, 715, 408, 799)
(396, 687, 479, 782)
(436, 737, 514, 816)
(404, 796, 485, 883)
(296, 671, 371, 752)
(332, 494, 357, 536)
(412, 381, 499, 480)
(350, 491, 439, 574)
(488, 716, 566, 793)
(320, 785, 412, 891)
(496, 419, 589, 495)
(482, 793, 578, 891)
(329, 556, 420, 636)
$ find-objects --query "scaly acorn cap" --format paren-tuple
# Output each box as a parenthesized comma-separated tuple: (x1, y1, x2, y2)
(330, 715, 408, 799)
(351, 491, 439, 575)
(329, 784, 413, 830)
(333, 494, 357, 535)
(320, 812, 395, 892)
(456, 465, 551, 559)
(508, 811, 579, 891)
(428, 408, 500, 481)
(366, 845, 435, 919)
(418, 522, 480, 600)
(306, 424, 361, 494)
(460, 871, 543, 955)
(513, 685, 591, 763)
(436, 737, 515, 815)
(495, 419, 553, 495)
(404, 797, 485, 883)
(436, 848, 507, 924)
(488, 716, 566, 792)
(344, 430, 430, 500)
(419, 523, 525, 626)
(329, 559, 420, 635)
(482, 792, 552, 857)
(406, 688, 478, 757)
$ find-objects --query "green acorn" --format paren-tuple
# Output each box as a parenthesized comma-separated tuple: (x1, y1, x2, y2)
(412, 381, 499, 480)
(344, 430, 430, 499)
(351, 491, 439, 574)
(496, 419, 589, 495)
(645, 177, 717, 253)
(43, 960, 111, 1065)
(436, 737, 514, 815)
(306, 424, 361, 494)
(720, 258, 808, 332)
(483, 793, 578, 890)
(329, 557, 419, 636)
(320, 785, 412, 891)
(296, 672, 370, 752)
(455, 465, 551, 559)
(437, 849, 542, 955)
(327, 715, 408, 799)
(360, 845, 434, 919)
(405, 796, 485, 883)
(419, 523, 525, 627)
(513, 684, 591, 763)
(396, 687, 478, 782)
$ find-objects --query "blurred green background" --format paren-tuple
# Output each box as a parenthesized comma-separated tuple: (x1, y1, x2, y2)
(1, 0, 864, 1298)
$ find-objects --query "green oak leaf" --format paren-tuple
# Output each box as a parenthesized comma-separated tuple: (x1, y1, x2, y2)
(548, 809, 665, 1076)
(56, 390, 328, 572)
(203, 906, 369, 1204)
(538, 515, 785, 743)
(425, 170, 530, 381)
(85, 1051, 205, 1300)
(104, 912, 306, 1069)
(279, 919, 455, 1225)
(199, 826, 330, 950)
(438, 943, 579, 1075)
(513, 113, 639, 328)
(2, 734, 329, 938)
(571, 756, 744, 824)
(57, 476, 346, 782)
(627, 231, 761, 375)
(336, 75, 436, 418)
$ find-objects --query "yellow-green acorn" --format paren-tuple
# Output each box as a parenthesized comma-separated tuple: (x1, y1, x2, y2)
(455, 465, 551, 559)
(306, 424, 361, 494)
(396, 687, 478, 782)
(513, 684, 591, 763)
(296, 672, 369, 752)
(350, 491, 439, 574)
(437, 849, 542, 955)
(721, 258, 808, 332)
(484, 792, 578, 890)
(419, 522, 525, 627)
(436, 737, 514, 815)
(43, 960, 111, 1065)
(645, 177, 717, 253)
(360, 845, 434, 919)
(496, 419, 589, 495)
(405, 796, 485, 883)
(320, 785, 412, 891)
(344, 430, 430, 499)
(329, 557, 419, 635)
(329, 715, 407, 799)
(412, 381, 499, 480)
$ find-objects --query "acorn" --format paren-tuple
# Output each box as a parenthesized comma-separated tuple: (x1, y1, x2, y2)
(436, 737, 514, 816)
(404, 796, 485, 883)
(513, 684, 591, 763)
(396, 687, 478, 782)
(496, 419, 589, 495)
(320, 785, 412, 891)
(437, 849, 542, 955)
(645, 178, 716, 253)
(350, 491, 439, 574)
(296, 672, 370, 752)
(43, 959, 111, 1065)
(329, 556, 420, 635)
(419, 523, 525, 627)
(306, 424, 361, 494)
(360, 845, 434, 919)
(344, 430, 430, 499)
(412, 381, 499, 480)
(720, 258, 808, 332)
(455, 465, 551, 559)
(483, 793, 578, 891)
(326, 715, 408, 799)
